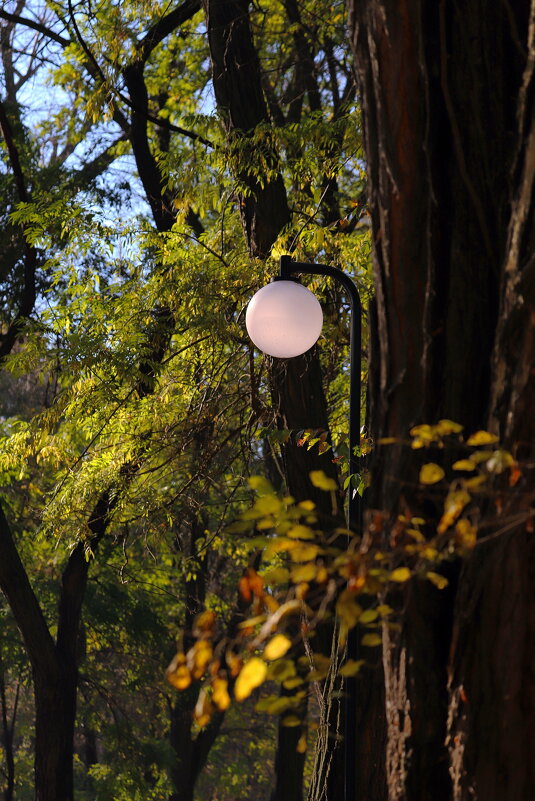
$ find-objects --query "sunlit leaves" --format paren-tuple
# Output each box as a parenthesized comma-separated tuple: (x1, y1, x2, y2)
(426, 572, 449, 590)
(263, 634, 292, 661)
(309, 470, 338, 491)
(211, 678, 231, 711)
(419, 463, 445, 484)
(438, 490, 471, 535)
(339, 659, 365, 677)
(389, 567, 411, 583)
(166, 653, 192, 690)
(361, 633, 382, 647)
(466, 430, 499, 446)
(234, 658, 268, 702)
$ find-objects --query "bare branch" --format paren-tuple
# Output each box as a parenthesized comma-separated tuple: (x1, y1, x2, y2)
(0, 9, 70, 48)
(137, 0, 201, 63)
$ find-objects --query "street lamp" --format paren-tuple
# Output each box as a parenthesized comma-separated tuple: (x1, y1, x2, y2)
(246, 253, 362, 801)
(246, 254, 362, 529)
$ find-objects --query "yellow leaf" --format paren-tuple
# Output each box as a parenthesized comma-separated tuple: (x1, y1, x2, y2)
(455, 518, 477, 548)
(166, 653, 192, 690)
(436, 419, 464, 435)
(452, 459, 477, 471)
(377, 604, 393, 617)
(262, 567, 290, 585)
(256, 516, 274, 530)
(309, 470, 338, 491)
(466, 430, 499, 446)
(237, 614, 266, 630)
(361, 633, 382, 647)
(419, 463, 445, 484)
(287, 524, 315, 540)
(335, 590, 363, 629)
(264, 634, 292, 661)
(267, 658, 297, 682)
(410, 424, 435, 440)
(426, 571, 449, 590)
(422, 546, 438, 560)
(225, 649, 242, 678)
(193, 610, 216, 637)
(295, 582, 309, 600)
(256, 695, 298, 714)
(282, 715, 302, 727)
(486, 449, 514, 474)
(264, 537, 299, 557)
(187, 640, 213, 679)
(298, 500, 315, 511)
(254, 495, 282, 515)
(211, 678, 231, 711)
(234, 658, 268, 701)
(296, 734, 307, 753)
(359, 609, 378, 624)
(283, 676, 304, 689)
(248, 475, 275, 494)
(339, 659, 365, 677)
(390, 567, 411, 583)
(469, 449, 494, 463)
(463, 475, 487, 490)
(290, 543, 320, 562)
(291, 563, 317, 583)
(378, 437, 398, 444)
(437, 489, 471, 534)
(194, 689, 212, 728)
(406, 527, 425, 542)
(411, 437, 427, 450)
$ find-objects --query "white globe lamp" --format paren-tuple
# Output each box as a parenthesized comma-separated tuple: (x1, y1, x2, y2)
(246, 280, 323, 358)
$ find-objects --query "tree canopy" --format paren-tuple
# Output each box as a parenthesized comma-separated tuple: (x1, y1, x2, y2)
(2, 1, 534, 801)
(0, 1, 369, 799)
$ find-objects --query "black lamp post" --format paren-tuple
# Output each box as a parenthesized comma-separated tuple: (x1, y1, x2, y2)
(246, 254, 362, 801)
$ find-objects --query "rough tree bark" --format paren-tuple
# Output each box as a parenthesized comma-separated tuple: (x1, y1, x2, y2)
(345, 1, 535, 800)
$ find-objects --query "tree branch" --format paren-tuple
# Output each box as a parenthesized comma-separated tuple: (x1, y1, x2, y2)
(137, 0, 201, 63)
(0, 505, 57, 679)
(0, 98, 37, 361)
(0, 9, 70, 48)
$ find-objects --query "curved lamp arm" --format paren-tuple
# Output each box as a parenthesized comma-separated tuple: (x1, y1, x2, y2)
(278, 255, 362, 532)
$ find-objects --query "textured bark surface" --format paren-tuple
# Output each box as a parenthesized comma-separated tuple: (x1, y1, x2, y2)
(203, 0, 290, 258)
(347, 0, 535, 799)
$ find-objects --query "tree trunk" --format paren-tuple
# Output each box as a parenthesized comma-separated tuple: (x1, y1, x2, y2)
(0, 661, 16, 801)
(202, 4, 344, 800)
(33, 668, 77, 801)
(346, 0, 535, 799)
(202, 0, 290, 258)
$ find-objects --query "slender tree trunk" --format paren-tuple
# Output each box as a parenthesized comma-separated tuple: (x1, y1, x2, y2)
(0, 662, 16, 801)
(33, 669, 77, 801)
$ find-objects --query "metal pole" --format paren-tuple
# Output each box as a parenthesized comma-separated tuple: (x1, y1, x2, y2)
(278, 255, 361, 801)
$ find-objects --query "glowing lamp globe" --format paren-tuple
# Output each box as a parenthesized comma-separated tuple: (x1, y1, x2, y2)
(246, 280, 323, 358)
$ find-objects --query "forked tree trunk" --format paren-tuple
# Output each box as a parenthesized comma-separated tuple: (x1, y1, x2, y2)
(344, 1, 535, 800)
